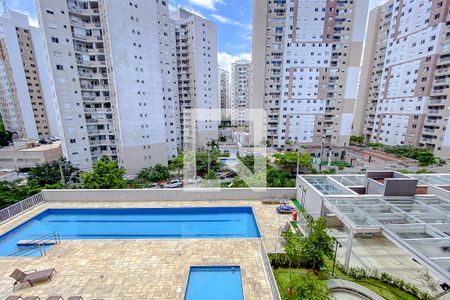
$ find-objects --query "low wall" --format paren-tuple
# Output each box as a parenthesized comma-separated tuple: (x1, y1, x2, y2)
(42, 188, 296, 202)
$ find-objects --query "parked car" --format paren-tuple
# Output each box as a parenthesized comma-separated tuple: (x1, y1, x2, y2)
(164, 179, 183, 188)
(147, 183, 161, 189)
(224, 171, 237, 178)
(215, 173, 226, 179)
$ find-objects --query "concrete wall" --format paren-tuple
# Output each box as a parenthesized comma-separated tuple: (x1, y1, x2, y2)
(42, 188, 296, 202)
(296, 176, 323, 218)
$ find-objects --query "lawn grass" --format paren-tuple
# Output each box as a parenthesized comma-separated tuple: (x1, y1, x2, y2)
(273, 265, 420, 300)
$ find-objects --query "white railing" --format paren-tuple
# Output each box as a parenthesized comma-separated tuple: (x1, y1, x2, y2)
(0, 192, 44, 224)
(259, 240, 281, 300)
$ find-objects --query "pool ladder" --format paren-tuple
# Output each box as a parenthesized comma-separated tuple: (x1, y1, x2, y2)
(11, 232, 61, 256)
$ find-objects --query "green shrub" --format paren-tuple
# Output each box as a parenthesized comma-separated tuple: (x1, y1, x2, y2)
(291, 272, 330, 300)
(336, 263, 436, 300)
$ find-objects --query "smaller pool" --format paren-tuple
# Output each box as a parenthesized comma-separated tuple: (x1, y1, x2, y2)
(184, 266, 243, 300)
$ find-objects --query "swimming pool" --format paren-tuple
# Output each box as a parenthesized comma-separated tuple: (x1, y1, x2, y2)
(184, 266, 243, 300)
(0, 207, 260, 256)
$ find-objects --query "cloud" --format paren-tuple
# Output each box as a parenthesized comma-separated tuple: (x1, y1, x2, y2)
(188, 0, 224, 11)
(218, 52, 251, 72)
(211, 14, 250, 30)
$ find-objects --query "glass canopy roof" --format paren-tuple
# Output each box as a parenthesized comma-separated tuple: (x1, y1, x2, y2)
(303, 177, 354, 195)
(324, 195, 450, 281)
(330, 175, 366, 187)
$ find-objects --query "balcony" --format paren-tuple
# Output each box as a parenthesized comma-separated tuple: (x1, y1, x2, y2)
(86, 118, 113, 124)
(75, 47, 105, 54)
(80, 84, 109, 91)
(83, 107, 112, 113)
(82, 95, 110, 102)
(89, 139, 116, 146)
(87, 129, 115, 135)
(79, 72, 107, 79)
(76, 60, 106, 68)
(72, 33, 103, 42)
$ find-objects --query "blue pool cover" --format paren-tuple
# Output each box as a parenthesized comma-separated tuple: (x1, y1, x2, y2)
(0, 207, 260, 256)
(184, 266, 243, 300)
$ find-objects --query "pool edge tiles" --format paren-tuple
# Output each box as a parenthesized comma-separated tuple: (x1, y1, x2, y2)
(0, 206, 261, 256)
(184, 266, 244, 300)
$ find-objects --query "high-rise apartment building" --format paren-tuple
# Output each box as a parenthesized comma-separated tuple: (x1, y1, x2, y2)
(356, 0, 450, 158)
(36, 0, 180, 172)
(251, 0, 369, 148)
(231, 60, 251, 126)
(0, 11, 58, 139)
(219, 68, 230, 123)
(171, 8, 219, 148)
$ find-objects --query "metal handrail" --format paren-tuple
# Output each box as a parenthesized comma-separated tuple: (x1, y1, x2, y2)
(11, 232, 61, 257)
(0, 192, 44, 225)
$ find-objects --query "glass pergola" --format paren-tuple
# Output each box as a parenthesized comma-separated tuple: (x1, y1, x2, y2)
(330, 175, 366, 187)
(303, 176, 355, 195)
(324, 195, 450, 282)
(409, 174, 450, 186)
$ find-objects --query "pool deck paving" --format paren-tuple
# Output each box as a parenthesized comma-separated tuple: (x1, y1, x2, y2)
(0, 200, 291, 299)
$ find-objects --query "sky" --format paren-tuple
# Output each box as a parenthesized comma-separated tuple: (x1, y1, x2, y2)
(5, 0, 389, 72)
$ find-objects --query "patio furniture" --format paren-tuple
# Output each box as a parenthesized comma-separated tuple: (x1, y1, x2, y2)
(23, 297, 40, 300)
(47, 297, 64, 300)
(276, 204, 295, 214)
(10, 268, 56, 290)
(67, 297, 84, 300)
(278, 222, 291, 234)
(5, 296, 23, 300)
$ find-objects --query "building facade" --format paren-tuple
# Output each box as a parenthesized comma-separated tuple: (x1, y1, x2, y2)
(171, 8, 219, 149)
(231, 60, 251, 126)
(0, 11, 58, 139)
(251, 0, 369, 148)
(36, 0, 181, 173)
(356, 0, 450, 158)
(219, 68, 230, 123)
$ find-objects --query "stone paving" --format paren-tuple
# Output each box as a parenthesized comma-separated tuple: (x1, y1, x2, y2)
(0, 200, 291, 299)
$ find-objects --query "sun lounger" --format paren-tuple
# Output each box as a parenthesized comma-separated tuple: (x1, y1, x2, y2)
(47, 297, 64, 300)
(67, 297, 84, 300)
(278, 222, 291, 234)
(10, 268, 56, 290)
(5, 296, 23, 300)
(276, 204, 295, 214)
(23, 297, 40, 300)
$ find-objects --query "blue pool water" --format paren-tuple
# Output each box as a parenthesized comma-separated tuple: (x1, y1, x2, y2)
(184, 266, 243, 300)
(0, 207, 260, 256)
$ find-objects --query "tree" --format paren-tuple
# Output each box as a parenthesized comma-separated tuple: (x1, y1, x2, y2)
(273, 152, 312, 172)
(0, 180, 42, 209)
(298, 216, 334, 270)
(137, 164, 170, 183)
(383, 146, 437, 166)
(28, 159, 79, 186)
(195, 150, 221, 174)
(169, 154, 184, 179)
(291, 272, 330, 300)
(350, 135, 364, 145)
(266, 168, 295, 187)
(206, 139, 219, 151)
(283, 230, 303, 285)
(0, 118, 14, 147)
(82, 156, 126, 189)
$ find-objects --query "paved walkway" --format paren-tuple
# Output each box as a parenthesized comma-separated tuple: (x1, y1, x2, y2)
(328, 279, 384, 300)
(0, 200, 290, 299)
